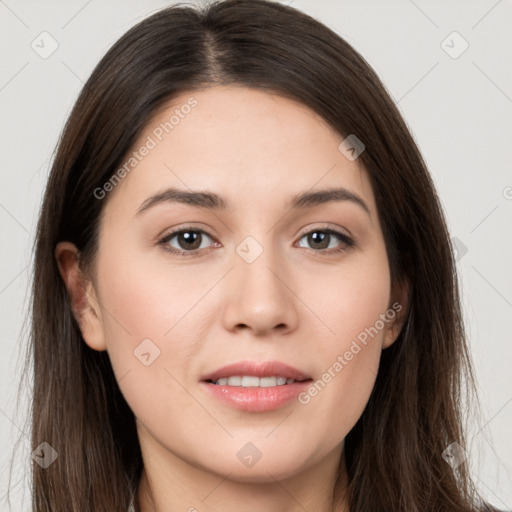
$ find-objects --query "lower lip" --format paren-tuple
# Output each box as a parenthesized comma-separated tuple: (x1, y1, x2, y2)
(200, 380, 312, 412)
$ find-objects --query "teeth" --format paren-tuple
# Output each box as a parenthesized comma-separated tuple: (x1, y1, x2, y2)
(228, 376, 242, 386)
(242, 376, 260, 387)
(211, 376, 298, 387)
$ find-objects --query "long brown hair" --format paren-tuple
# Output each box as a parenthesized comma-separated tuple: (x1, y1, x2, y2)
(17, 0, 498, 510)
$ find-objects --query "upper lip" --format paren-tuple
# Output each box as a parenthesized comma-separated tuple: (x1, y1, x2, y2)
(201, 360, 312, 382)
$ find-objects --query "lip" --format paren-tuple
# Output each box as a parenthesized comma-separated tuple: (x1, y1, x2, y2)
(200, 380, 312, 412)
(200, 360, 313, 412)
(201, 360, 312, 382)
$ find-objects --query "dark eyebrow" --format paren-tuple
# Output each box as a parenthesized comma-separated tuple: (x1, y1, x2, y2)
(135, 187, 228, 216)
(289, 187, 370, 216)
(135, 186, 370, 217)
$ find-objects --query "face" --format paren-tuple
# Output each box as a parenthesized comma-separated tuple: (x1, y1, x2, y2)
(58, 85, 406, 484)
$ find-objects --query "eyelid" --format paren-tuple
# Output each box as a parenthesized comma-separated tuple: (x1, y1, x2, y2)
(157, 223, 218, 245)
(296, 222, 353, 240)
(159, 225, 214, 241)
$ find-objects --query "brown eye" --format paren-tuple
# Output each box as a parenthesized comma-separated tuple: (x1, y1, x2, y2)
(173, 231, 203, 251)
(159, 228, 217, 256)
(296, 229, 355, 254)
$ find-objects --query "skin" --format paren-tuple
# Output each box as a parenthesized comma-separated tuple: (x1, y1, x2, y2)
(56, 85, 408, 512)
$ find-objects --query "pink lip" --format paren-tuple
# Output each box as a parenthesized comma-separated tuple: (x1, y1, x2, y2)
(201, 360, 312, 382)
(200, 360, 312, 412)
(200, 380, 312, 412)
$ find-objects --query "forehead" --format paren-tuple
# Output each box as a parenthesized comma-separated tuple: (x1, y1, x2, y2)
(103, 85, 376, 218)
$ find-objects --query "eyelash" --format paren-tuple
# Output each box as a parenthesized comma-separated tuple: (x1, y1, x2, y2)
(158, 225, 356, 258)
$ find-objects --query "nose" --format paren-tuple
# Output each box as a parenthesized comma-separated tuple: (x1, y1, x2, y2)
(221, 245, 299, 336)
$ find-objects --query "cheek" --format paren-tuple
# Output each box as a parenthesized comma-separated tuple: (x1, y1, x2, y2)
(300, 242, 391, 348)
(94, 253, 205, 426)
(97, 243, 209, 335)
(93, 247, 204, 383)
(294, 247, 391, 429)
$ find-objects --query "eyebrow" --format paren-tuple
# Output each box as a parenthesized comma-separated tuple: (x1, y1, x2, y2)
(135, 186, 371, 217)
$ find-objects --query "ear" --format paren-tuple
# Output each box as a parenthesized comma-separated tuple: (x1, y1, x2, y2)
(55, 241, 107, 351)
(382, 277, 410, 349)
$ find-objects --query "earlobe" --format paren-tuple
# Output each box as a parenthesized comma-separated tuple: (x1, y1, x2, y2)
(54, 241, 107, 352)
(382, 278, 411, 349)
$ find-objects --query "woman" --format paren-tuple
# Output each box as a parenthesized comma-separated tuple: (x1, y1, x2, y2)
(26, 0, 503, 510)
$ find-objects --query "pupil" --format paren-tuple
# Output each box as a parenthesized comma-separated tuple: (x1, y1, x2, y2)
(310, 231, 328, 249)
(179, 231, 201, 250)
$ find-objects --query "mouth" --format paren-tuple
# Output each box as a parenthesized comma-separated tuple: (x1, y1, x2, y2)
(200, 360, 313, 412)
(200, 359, 312, 384)
(204, 376, 312, 387)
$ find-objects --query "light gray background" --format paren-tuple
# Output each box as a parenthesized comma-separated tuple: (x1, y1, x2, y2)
(1, 0, 511, 510)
